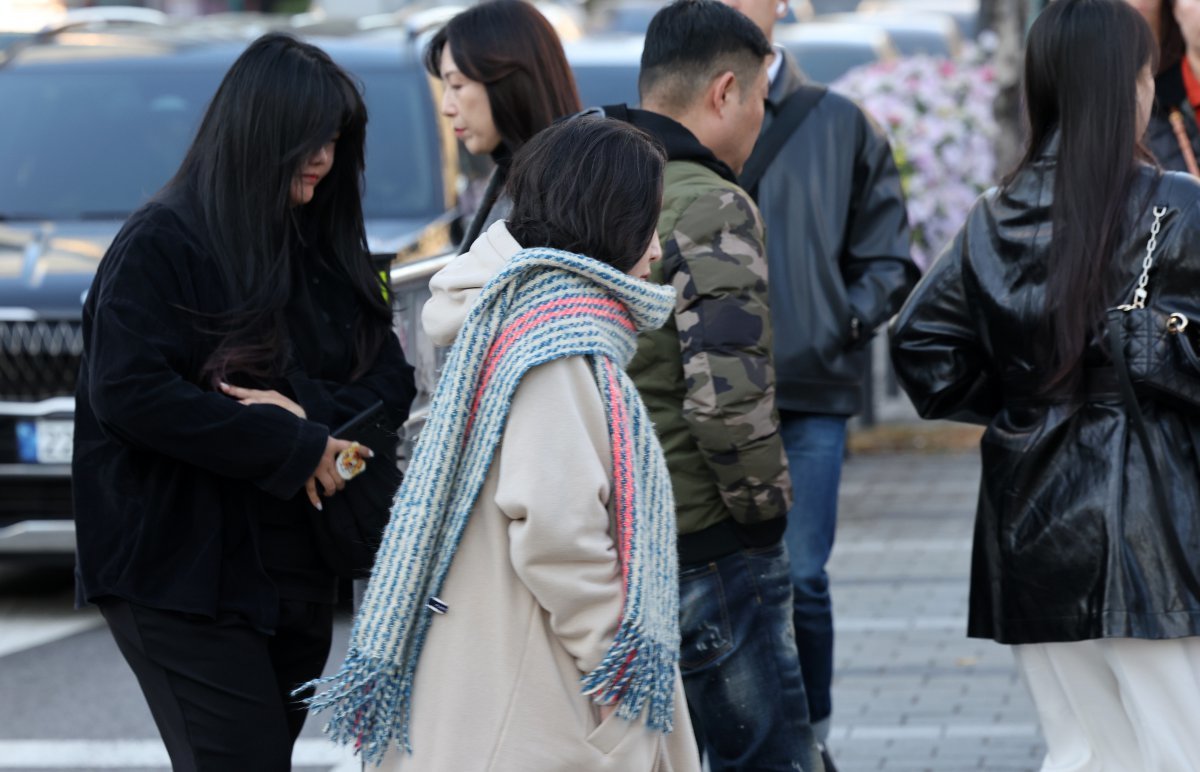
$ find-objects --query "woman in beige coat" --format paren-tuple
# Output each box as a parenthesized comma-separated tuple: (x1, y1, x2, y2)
(308, 118, 701, 772)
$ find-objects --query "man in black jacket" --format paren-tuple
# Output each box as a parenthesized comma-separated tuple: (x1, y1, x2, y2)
(720, 0, 920, 767)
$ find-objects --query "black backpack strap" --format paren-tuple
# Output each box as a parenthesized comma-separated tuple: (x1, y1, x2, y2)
(740, 85, 827, 197)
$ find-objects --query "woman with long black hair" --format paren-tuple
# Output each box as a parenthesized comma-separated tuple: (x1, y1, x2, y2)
(72, 33, 415, 770)
(424, 0, 582, 252)
(891, 0, 1200, 767)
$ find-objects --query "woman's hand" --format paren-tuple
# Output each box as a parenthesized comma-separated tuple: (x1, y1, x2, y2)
(219, 382, 306, 419)
(305, 437, 373, 510)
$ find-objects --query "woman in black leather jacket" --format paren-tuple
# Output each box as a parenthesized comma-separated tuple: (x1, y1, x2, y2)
(891, 1, 1200, 767)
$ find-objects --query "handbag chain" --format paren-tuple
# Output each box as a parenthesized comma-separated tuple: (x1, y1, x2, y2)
(1120, 205, 1167, 311)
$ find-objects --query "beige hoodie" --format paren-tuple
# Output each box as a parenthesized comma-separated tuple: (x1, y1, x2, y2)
(422, 220, 522, 346)
(389, 222, 700, 772)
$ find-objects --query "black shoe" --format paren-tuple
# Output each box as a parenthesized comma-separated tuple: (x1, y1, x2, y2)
(818, 743, 839, 772)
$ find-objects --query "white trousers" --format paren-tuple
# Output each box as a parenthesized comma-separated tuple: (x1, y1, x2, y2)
(1014, 638, 1200, 772)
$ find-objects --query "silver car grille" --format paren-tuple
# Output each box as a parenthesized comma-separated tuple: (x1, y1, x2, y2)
(0, 319, 84, 401)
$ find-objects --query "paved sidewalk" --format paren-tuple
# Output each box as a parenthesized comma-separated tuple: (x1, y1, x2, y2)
(823, 450, 1046, 772)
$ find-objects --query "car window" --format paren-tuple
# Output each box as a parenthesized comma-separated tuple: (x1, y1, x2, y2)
(356, 68, 443, 220)
(0, 70, 219, 220)
(0, 66, 441, 222)
(786, 43, 883, 84)
(571, 63, 640, 110)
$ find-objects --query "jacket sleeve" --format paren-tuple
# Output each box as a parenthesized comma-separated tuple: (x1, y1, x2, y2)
(494, 357, 623, 674)
(85, 223, 328, 500)
(664, 188, 792, 524)
(842, 109, 922, 340)
(888, 229, 1000, 425)
(285, 328, 416, 432)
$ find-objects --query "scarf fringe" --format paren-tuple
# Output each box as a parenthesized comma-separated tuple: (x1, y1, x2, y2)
(300, 649, 412, 765)
(580, 619, 677, 734)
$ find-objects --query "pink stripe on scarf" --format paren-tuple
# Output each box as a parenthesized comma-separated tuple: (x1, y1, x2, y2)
(465, 296, 632, 437)
(602, 358, 636, 588)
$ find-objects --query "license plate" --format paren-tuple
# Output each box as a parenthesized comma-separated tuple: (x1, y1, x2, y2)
(15, 420, 74, 464)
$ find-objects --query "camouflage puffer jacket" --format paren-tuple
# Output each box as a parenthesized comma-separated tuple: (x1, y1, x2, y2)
(627, 158, 793, 563)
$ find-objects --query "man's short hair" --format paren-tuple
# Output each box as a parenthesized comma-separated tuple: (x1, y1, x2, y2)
(639, 0, 772, 113)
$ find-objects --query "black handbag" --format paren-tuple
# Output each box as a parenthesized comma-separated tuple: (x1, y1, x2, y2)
(310, 401, 402, 579)
(1105, 204, 1200, 603)
(1105, 204, 1200, 412)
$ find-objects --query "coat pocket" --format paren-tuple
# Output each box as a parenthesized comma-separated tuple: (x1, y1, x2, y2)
(585, 708, 636, 755)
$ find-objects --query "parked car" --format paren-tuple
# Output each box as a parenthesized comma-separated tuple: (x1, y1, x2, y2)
(821, 10, 962, 58)
(0, 21, 460, 560)
(855, 0, 979, 39)
(775, 20, 898, 84)
(588, 0, 814, 34)
(565, 34, 643, 108)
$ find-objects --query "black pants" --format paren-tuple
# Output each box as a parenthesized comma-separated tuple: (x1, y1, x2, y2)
(99, 598, 334, 772)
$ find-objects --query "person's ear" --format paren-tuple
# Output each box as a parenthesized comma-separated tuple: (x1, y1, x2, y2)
(709, 71, 737, 117)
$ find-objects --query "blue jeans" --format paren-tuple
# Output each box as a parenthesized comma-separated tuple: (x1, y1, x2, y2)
(781, 413, 848, 729)
(679, 542, 821, 772)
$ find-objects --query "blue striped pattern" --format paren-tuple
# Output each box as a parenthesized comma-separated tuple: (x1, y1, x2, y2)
(303, 248, 680, 763)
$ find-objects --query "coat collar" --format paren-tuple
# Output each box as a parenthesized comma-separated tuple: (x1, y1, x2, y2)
(767, 46, 807, 110)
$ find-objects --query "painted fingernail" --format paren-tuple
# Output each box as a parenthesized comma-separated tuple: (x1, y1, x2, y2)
(314, 501, 323, 511)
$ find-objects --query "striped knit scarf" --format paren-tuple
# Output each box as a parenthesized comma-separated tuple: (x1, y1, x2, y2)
(305, 247, 680, 764)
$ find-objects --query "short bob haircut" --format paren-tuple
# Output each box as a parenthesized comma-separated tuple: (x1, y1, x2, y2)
(423, 0, 581, 153)
(505, 117, 666, 273)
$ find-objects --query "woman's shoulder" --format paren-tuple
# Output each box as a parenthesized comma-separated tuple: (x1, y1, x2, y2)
(107, 201, 198, 261)
(122, 198, 196, 239)
(1152, 169, 1200, 208)
(513, 356, 601, 406)
(97, 200, 208, 294)
(503, 356, 611, 461)
(510, 357, 606, 426)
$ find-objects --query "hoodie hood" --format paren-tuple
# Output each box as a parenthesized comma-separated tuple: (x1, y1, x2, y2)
(600, 104, 738, 185)
(422, 219, 523, 346)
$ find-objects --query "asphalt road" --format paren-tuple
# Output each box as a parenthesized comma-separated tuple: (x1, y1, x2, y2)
(0, 564, 358, 771)
(0, 451, 1044, 772)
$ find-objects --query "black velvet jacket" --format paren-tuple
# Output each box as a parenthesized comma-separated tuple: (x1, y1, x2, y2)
(73, 202, 415, 630)
(890, 155, 1200, 645)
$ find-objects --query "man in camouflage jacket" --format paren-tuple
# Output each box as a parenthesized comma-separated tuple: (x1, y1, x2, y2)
(604, 2, 821, 769)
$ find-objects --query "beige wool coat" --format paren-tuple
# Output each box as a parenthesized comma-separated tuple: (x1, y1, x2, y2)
(380, 223, 700, 772)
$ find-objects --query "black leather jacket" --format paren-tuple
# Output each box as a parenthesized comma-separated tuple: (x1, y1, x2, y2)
(756, 49, 919, 416)
(890, 151, 1200, 645)
(1145, 63, 1200, 175)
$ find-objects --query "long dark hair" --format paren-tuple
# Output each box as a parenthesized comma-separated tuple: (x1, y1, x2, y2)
(423, 0, 581, 153)
(161, 32, 389, 385)
(506, 117, 666, 272)
(1160, 0, 1185, 75)
(1011, 0, 1157, 392)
